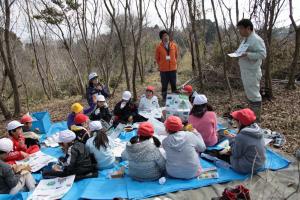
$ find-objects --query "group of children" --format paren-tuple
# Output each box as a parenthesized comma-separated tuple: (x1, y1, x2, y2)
(0, 72, 267, 194)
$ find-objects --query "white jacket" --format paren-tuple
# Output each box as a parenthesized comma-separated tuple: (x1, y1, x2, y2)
(238, 32, 266, 102)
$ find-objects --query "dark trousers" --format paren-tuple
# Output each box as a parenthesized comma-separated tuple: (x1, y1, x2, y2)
(160, 71, 177, 100)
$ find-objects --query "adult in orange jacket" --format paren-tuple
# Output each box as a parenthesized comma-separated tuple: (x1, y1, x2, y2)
(155, 30, 179, 100)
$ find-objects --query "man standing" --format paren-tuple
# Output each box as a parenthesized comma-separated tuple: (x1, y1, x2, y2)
(155, 30, 179, 101)
(236, 19, 266, 121)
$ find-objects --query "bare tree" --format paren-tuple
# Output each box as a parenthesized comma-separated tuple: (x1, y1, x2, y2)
(286, 0, 300, 89)
(104, 0, 131, 91)
(34, 0, 86, 97)
(25, 0, 51, 100)
(154, 0, 180, 39)
(187, 0, 203, 88)
(259, 0, 285, 98)
(0, 0, 21, 116)
(211, 0, 233, 99)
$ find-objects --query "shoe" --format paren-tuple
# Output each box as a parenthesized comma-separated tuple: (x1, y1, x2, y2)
(212, 185, 250, 200)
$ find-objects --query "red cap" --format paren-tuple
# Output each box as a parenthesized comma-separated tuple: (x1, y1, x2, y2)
(146, 86, 155, 92)
(183, 85, 193, 93)
(20, 115, 33, 124)
(165, 115, 183, 132)
(138, 122, 154, 137)
(231, 108, 256, 126)
(74, 113, 89, 125)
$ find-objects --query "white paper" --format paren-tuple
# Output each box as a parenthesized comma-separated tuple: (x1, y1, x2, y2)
(138, 108, 162, 119)
(228, 43, 249, 57)
(264, 138, 273, 146)
(28, 175, 75, 200)
(15, 151, 57, 172)
(44, 132, 60, 147)
(111, 139, 126, 157)
(147, 117, 167, 135)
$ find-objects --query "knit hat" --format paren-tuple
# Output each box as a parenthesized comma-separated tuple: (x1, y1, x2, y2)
(231, 108, 256, 126)
(20, 114, 33, 124)
(122, 91, 132, 101)
(7, 120, 23, 131)
(57, 130, 76, 143)
(89, 121, 103, 132)
(0, 138, 13, 153)
(138, 122, 154, 137)
(165, 116, 183, 132)
(74, 113, 89, 125)
(146, 86, 155, 92)
(88, 72, 98, 81)
(96, 95, 106, 102)
(71, 103, 83, 114)
(193, 94, 208, 105)
(182, 85, 193, 93)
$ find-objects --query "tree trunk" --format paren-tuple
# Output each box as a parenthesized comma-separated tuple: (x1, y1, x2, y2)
(4, 0, 21, 116)
(287, 0, 300, 90)
(187, 0, 203, 87)
(211, 0, 233, 100)
(188, 31, 196, 73)
(0, 97, 11, 119)
(263, 0, 276, 98)
(287, 28, 300, 89)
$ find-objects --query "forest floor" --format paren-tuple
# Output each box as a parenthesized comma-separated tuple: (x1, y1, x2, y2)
(0, 56, 299, 155)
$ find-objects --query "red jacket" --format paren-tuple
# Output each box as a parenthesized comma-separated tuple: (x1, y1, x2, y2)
(5, 134, 39, 164)
(155, 41, 178, 72)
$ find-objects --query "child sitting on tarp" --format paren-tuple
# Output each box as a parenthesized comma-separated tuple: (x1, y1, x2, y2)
(163, 116, 206, 179)
(222, 108, 266, 174)
(0, 138, 36, 194)
(20, 114, 40, 147)
(42, 130, 96, 179)
(85, 121, 115, 170)
(86, 72, 110, 107)
(5, 121, 40, 165)
(89, 95, 112, 123)
(71, 113, 91, 144)
(188, 94, 218, 147)
(113, 91, 143, 126)
(122, 122, 165, 181)
(138, 86, 160, 112)
(181, 85, 198, 104)
(67, 103, 94, 129)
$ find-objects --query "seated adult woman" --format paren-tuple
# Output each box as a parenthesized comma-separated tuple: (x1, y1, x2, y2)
(188, 94, 218, 146)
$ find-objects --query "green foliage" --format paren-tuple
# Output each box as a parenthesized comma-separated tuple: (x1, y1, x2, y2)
(66, 0, 81, 10)
(34, 7, 64, 25)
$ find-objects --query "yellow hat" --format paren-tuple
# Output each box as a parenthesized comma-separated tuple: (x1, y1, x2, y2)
(71, 103, 83, 114)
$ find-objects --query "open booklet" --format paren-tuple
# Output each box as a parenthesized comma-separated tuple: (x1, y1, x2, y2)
(228, 43, 249, 57)
(28, 175, 75, 200)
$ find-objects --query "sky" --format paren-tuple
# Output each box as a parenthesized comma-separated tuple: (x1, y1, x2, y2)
(9, 0, 300, 42)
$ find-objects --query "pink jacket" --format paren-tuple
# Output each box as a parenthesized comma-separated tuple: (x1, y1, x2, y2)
(188, 111, 218, 146)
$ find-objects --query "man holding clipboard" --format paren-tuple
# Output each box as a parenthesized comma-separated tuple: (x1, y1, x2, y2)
(155, 30, 179, 101)
(229, 19, 266, 121)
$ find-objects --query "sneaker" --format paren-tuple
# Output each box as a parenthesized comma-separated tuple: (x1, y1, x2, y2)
(273, 132, 286, 148)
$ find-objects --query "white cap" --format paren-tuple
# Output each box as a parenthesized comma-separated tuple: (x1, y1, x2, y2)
(89, 121, 103, 132)
(0, 138, 13, 153)
(88, 72, 98, 81)
(7, 120, 24, 131)
(193, 94, 208, 105)
(96, 95, 105, 102)
(122, 91, 132, 101)
(57, 130, 76, 143)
